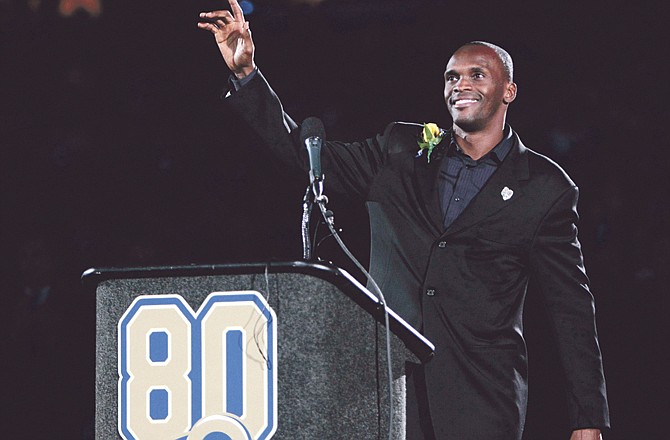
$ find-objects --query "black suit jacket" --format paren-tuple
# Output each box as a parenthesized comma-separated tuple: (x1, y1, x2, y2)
(227, 70, 610, 439)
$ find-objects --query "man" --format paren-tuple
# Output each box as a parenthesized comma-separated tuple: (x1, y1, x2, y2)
(198, 1, 610, 439)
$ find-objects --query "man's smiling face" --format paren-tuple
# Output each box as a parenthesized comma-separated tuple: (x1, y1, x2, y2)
(444, 44, 516, 133)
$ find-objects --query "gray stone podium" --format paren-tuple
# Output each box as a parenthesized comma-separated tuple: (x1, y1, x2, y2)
(83, 261, 434, 440)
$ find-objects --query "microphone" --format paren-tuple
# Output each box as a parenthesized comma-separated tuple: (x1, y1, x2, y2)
(299, 117, 327, 260)
(300, 117, 326, 186)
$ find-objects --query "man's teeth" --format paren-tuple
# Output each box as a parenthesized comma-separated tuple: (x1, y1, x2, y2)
(455, 99, 477, 104)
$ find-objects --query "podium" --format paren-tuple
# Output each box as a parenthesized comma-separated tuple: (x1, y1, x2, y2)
(83, 261, 434, 440)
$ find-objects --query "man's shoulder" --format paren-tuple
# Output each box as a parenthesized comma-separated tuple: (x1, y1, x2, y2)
(387, 121, 424, 132)
(383, 122, 425, 155)
(515, 134, 576, 189)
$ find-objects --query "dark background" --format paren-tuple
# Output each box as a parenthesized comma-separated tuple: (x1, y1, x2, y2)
(1, 0, 667, 438)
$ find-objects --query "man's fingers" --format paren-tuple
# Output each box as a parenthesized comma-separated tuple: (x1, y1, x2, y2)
(199, 10, 234, 23)
(197, 21, 219, 33)
(198, 22, 232, 39)
(197, 20, 247, 42)
(228, 0, 245, 22)
(198, 10, 237, 35)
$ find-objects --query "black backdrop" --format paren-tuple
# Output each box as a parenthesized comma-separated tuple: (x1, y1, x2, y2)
(1, 1, 666, 438)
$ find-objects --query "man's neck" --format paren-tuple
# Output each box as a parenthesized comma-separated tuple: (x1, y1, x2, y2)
(452, 123, 506, 161)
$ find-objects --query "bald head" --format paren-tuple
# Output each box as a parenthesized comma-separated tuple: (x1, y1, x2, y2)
(458, 41, 514, 83)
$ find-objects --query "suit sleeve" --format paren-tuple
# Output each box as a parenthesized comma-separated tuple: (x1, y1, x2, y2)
(529, 185, 610, 430)
(225, 70, 396, 198)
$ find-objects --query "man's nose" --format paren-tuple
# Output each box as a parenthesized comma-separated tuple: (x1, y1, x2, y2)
(453, 77, 472, 92)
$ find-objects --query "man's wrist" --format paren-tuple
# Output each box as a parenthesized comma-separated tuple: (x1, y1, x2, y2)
(229, 66, 258, 92)
(234, 64, 257, 80)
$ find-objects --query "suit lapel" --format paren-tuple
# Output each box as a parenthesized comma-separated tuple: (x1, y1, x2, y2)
(444, 133, 529, 237)
(413, 148, 446, 236)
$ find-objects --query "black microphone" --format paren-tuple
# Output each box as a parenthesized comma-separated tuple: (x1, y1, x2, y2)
(300, 117, 326, 186)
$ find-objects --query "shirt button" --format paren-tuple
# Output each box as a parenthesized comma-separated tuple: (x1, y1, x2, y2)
(426, 289, 436, 296)
(438, 241, 447, 248)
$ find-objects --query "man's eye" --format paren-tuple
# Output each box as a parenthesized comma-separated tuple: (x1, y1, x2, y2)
(446, 75, 457, 82)
(473, 72, 485, 79)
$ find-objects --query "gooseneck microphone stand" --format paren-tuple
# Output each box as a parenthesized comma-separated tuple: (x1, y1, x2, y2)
(301, 185, 314, 260)
(301, 171, 325, 261)
(300, 171, 396, 440)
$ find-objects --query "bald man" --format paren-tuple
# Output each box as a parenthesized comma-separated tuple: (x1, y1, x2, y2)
(199, 2, 610, 439)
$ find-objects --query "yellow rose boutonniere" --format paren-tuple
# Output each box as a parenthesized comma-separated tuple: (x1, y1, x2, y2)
(417, 123, 445, 163)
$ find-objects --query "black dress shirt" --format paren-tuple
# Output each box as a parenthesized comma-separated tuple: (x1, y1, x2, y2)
(439, 126, 514, 229)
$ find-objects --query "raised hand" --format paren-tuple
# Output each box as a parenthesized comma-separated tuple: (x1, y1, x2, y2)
(198, 0, 256, 78)
(569, 429, 602, 440)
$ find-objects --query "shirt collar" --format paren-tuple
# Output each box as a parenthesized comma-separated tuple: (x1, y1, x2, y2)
(447, 125, 514, 164)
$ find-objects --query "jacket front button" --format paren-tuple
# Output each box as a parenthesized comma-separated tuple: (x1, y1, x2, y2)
(426, 289, 436, 296)
(438, 241, 447, 248)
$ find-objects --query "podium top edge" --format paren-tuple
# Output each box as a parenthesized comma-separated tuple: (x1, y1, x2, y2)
(81, 260, 339, 285)
(81, 261, 435, 363)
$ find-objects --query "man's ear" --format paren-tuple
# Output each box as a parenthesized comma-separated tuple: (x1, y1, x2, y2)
(503, 82, 517, 104)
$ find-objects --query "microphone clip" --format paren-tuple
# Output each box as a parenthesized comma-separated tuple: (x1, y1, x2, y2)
(311, 173, 324, 199)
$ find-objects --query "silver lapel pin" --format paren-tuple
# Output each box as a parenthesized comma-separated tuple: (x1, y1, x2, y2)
(501, 186, 514, 201)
